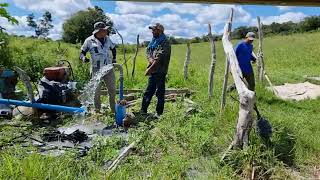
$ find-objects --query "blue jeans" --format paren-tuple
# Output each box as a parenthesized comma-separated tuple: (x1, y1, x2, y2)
(141, 73, 166, 115)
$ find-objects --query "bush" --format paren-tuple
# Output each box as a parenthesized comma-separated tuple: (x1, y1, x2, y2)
(0, 32, 13, 68)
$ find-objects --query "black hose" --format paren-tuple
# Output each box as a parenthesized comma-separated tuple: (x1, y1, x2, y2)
(57, 60, 75, 81)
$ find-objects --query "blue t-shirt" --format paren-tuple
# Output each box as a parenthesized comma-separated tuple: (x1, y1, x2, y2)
(234, 41, 254, 74)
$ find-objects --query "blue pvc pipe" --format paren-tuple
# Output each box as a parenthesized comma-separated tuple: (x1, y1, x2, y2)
(113, 64, 126, 126)
(119, 76, 124, 100)
(0, 98, 85, 113)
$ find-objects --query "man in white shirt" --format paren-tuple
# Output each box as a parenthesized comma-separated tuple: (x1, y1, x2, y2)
(80, 22, 117, 114)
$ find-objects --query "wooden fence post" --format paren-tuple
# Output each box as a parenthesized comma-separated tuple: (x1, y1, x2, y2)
(115, 29, 129, 77)
(257, 16, 265, 82)
(220, 57, 230, 111)
(184, 42, 191, 80)
(132, 34, 140, 78)
(208, 23, 217, 98)
(221, 9, 256, 149)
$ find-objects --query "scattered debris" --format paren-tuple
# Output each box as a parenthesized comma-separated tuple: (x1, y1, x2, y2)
(304, 76, 320, 84)
(106, 141, 137, 175)
(42, 129, 88, 143)
(102, 88, 194, 96)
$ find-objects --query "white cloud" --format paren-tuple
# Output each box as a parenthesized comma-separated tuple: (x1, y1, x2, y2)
(115, 2, 163, 15)
(107, 13, 153, 43)
(111, 2, 251, 43)
(252, 12, 307, 26)
(277, 6, 293, 12)
(4, 0, 92, 40)
(0, 15, 63, 40)
(0, 16, 34, 37)
(195, 5, 251, 25)
(13, 0, 92, 19)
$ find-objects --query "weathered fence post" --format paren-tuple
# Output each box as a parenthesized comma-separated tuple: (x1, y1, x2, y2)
(183, 42, 191, 80)
(257, 16, 264, 82)
(132, 34, 140, 78)
(221, 9, 256, 149)
(115, 28, 129, 77)
(208, 23, 217, 98)
(220, 57, 230, 111)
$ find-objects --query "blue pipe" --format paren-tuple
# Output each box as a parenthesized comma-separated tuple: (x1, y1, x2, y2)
(0, 98, 85, 113)
(113, 64, 126, 125)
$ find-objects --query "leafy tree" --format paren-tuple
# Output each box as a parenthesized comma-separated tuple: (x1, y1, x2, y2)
(0, 3, 17, 68)
(300, 16, 320, 32)
(0, 3, 18, 25)
(27, 11, 54, 38)
(62, 6, 114, 44)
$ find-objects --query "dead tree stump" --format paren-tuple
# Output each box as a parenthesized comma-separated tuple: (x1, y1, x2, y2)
(222, 9, 256, 149)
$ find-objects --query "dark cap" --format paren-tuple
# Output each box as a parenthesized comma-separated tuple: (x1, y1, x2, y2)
(245, 32, 255, 40)
(149, 23, 164, 32)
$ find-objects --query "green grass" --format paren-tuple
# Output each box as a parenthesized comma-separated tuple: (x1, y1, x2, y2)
(1, 31, 320, 179)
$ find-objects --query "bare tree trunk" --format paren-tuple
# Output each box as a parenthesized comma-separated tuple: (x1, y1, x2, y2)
(220, 57, 230, 112)
(222, 9, 256, 149)
(257, 16, 265, 82)
(115, 29, 129, 77)
(208, 23, 217, 98)
(184, 42, 191, 80)
(131, 34, 140, 78)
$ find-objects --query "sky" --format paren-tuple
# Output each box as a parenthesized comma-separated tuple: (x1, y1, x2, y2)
(1, 0, 320, 43)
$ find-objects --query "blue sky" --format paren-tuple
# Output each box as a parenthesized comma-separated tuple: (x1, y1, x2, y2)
(1, 0, 320, 43)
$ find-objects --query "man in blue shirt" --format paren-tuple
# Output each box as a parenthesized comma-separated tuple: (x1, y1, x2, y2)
(234, 32, 257, 91)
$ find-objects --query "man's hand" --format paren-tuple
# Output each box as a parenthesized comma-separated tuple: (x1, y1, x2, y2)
(148, 58, 154, 66)
(83, 57, 90, 63)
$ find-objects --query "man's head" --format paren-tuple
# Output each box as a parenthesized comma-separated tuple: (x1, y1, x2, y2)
(149, 23, 164, 38)
(93, 22, 110, 38)
(245, 32, 255, 44)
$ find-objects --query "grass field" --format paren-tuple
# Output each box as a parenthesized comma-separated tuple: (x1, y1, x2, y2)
(1, 31, 320, 179)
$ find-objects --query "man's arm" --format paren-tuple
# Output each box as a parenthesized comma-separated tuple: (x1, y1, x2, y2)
(145, 41, 170, 76)
(110, 47, 116, 63)
(80, 39, 90, 63)
(108, 38, 117, 63)
(251, 52, 257, 63)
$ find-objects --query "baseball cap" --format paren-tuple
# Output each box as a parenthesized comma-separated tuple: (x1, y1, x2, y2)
(92, 22, 110, 35)
(149, 23, 164, 32)
(245, 32, 255, 40)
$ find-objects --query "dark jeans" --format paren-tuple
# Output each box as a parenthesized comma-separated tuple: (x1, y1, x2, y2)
(243, 73, 255, 91)
(141, 73, 166, 115)
(227, 72, 255, 92)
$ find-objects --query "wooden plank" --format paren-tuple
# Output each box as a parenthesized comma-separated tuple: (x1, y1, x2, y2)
(101, 88, 194, 95)
(114, 0, 320, 6)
